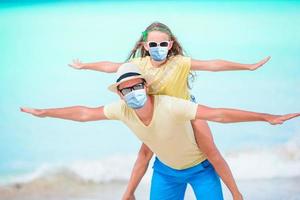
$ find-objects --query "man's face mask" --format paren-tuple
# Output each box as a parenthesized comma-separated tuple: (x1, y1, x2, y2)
(124, 89, 147, 109)
(119, 82, 147, 109)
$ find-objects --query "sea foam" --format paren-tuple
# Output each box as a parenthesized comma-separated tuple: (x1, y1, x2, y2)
(2, 137, 300, 187)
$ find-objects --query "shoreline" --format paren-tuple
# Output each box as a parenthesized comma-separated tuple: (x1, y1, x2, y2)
(0, 177, 299, 200)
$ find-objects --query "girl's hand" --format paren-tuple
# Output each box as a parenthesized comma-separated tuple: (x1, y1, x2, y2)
(122, 193, 136, 200)
(249, 56, 271, 71)
(20, 107, 45, 117)
(68, 58, 84, 69)
(267, 113, 300, 125)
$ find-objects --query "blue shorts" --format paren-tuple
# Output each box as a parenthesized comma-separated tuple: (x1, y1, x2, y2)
(150, 157, 223, 200)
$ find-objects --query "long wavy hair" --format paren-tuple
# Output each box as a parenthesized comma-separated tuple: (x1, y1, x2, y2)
(126, 22, 196, 88)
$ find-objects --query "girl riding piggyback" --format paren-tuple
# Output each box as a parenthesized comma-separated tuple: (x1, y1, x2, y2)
(69, 22, 270, 200)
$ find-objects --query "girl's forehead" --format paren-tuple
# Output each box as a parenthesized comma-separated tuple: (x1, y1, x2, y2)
(147, 31, 170, 41)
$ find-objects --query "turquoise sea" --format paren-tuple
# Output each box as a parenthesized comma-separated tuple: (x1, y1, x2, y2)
(0, 1, 300, 199)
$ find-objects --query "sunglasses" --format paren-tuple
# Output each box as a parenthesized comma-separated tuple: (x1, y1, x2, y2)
(147, 41, 170, 48)
(118, 82, 145, 96)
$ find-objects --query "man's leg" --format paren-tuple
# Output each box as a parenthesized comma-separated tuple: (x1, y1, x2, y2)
(150, 170, 187, 200)
(189, 161, 224, 200)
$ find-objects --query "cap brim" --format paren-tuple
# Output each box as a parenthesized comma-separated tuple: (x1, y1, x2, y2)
(108, 75, 145, 93)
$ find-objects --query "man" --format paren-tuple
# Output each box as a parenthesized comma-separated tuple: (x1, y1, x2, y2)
(21, 63, 299, 200)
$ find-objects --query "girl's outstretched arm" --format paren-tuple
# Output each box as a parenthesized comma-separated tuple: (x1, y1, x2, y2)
(191, 56, 270, 72)
(196, 105, 300, 125)
(20, 106, 107, 122)
(68, 59, 123, 73)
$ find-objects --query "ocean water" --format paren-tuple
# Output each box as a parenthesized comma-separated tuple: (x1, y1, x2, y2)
(1, 0, 300, 198)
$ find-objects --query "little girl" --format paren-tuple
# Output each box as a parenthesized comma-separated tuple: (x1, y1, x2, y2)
(69, 22, 270, 200)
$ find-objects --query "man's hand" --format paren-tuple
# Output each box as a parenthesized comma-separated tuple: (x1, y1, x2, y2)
(68, 58, 84, 69)
(20, 107, 45, 117)
(233, 192, 244, 200)
(248, 56, 271, 71)
(122, 193, 136, 200)
(267, 113, 300, 125)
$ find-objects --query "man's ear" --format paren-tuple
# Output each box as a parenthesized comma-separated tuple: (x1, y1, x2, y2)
(145, 83, 150, 93)
(117, 91, 124, 100)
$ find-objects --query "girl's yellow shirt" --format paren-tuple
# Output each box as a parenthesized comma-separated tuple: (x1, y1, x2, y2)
(130, 55, 191, 100)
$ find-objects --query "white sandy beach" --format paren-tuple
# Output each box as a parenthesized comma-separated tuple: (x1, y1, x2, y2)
(0, 177, 300, 200)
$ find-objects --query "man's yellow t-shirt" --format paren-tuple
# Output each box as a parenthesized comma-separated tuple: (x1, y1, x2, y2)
(130, 56, 191, 100)
(103, 95, 207, 170)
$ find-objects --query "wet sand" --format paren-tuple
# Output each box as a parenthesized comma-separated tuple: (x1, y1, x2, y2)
(0, 177, 299, 200)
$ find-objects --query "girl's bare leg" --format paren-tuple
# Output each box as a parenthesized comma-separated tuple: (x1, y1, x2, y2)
(191, 119, 243, 200)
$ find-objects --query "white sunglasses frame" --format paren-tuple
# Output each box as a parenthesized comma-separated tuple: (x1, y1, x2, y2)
(146, 41, 171, 48)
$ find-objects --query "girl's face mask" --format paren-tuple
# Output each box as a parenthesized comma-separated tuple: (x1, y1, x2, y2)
(149, 47, 168, 61)
(147, 41, 170, 61)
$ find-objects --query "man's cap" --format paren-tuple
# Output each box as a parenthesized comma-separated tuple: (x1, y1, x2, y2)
(108, 62, 145, 93)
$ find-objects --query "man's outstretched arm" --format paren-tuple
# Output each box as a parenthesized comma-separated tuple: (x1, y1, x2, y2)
(196, 105, 300, 125)
(20, 106, 107, 122)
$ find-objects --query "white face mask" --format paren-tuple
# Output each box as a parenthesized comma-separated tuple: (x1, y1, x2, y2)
(149, 46, 169, 61)
(124, 89, 147, 109)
